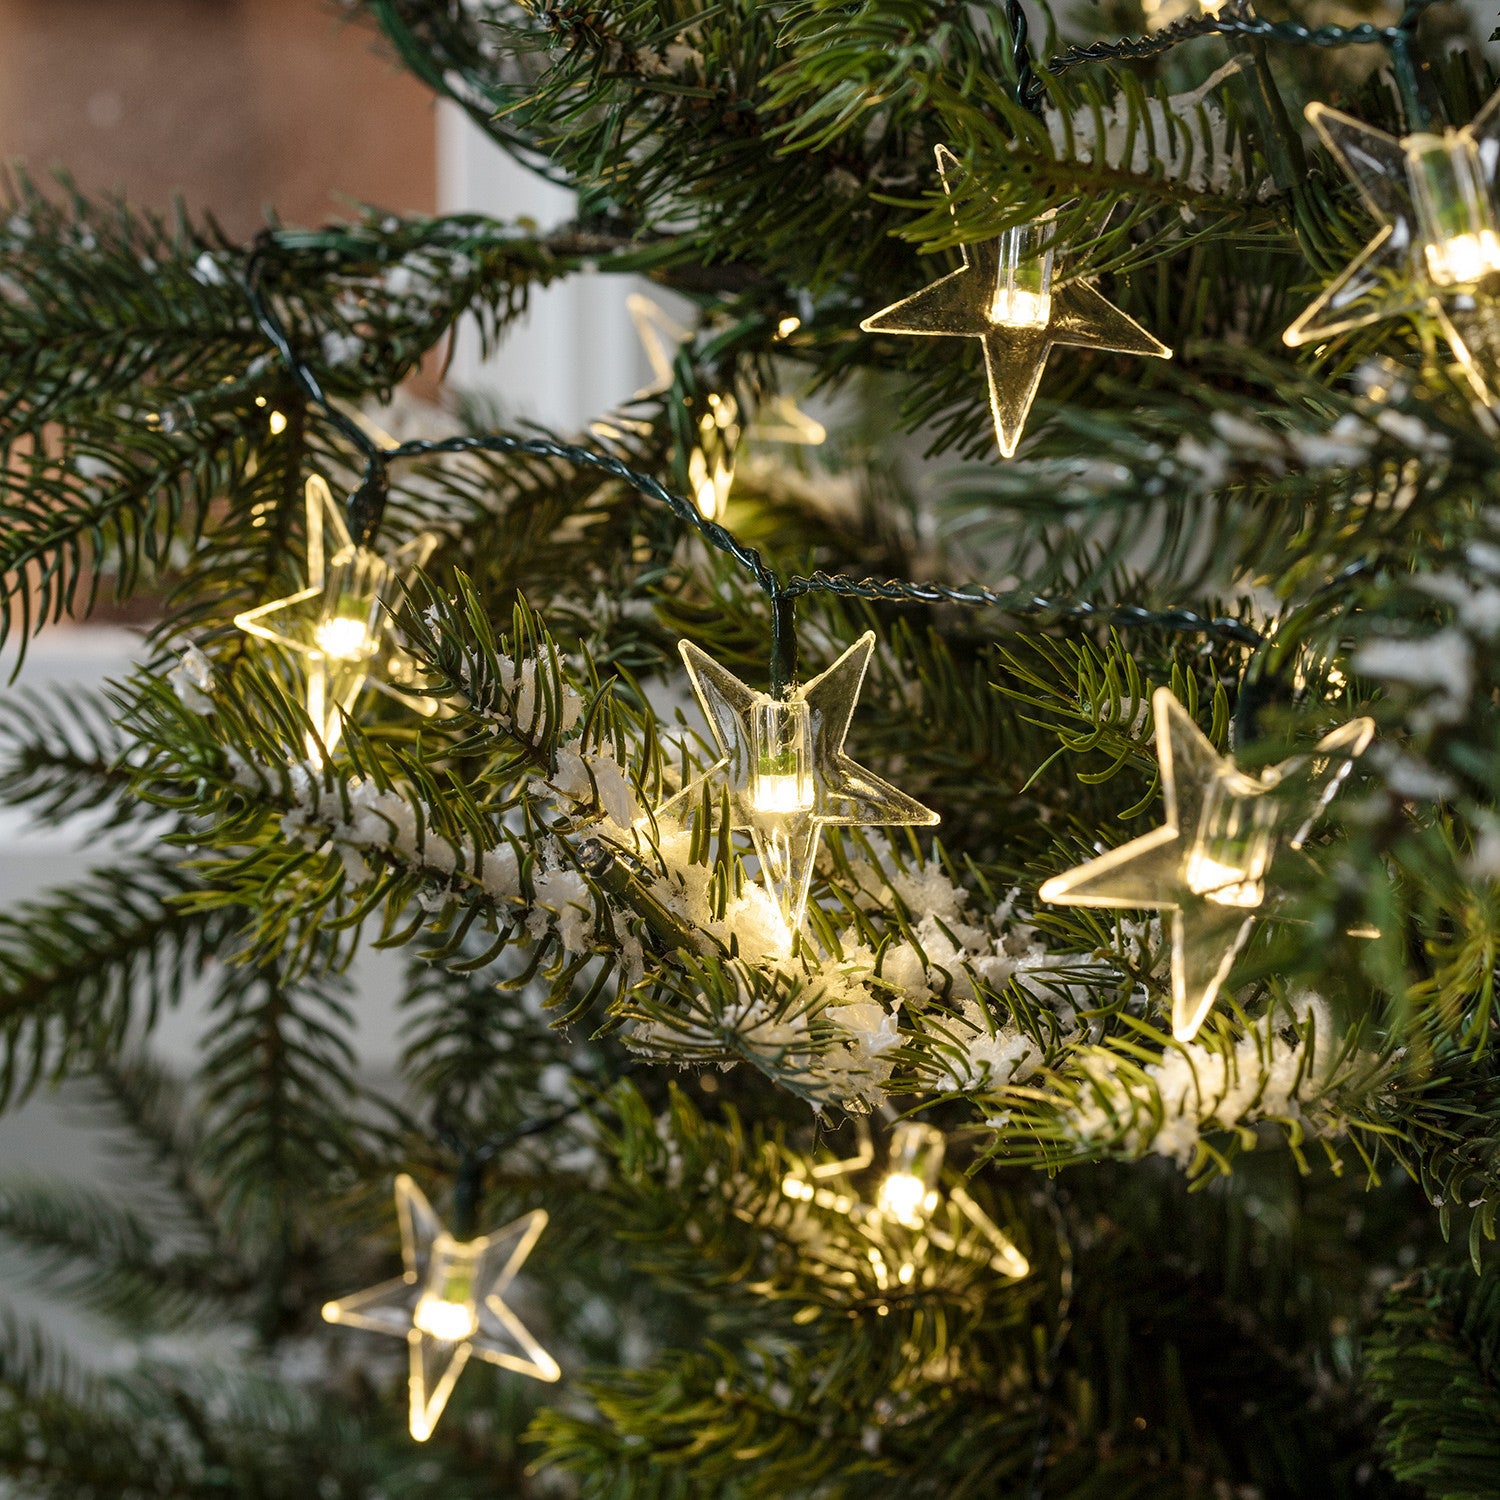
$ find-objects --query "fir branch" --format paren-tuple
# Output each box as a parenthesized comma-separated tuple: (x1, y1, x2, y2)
(0, 684, 142, 829)
(195, 961, 365, 1264)
(1368, 1265, 1500, 1499)
(0, 854, 229, 1107)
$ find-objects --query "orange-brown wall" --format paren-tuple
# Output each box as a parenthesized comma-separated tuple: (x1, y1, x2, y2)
(0, 0, 435, 236)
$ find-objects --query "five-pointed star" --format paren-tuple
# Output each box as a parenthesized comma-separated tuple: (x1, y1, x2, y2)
(1038, 688, 1373, 1043)
(233, 474, 436, 758)
(659, 632, 938, 943)
(596, 293, 826, 520)
(860, 145, 1171, 458)
(1284, 90, 1500, 401)
(780, 1121, 1030, 1280)
(322, 1174, 559, 1441)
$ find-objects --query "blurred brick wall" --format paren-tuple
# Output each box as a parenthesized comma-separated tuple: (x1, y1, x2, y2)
(0, 0, 435, 235)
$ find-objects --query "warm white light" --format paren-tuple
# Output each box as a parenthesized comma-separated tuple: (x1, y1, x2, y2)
(695, 475, 723, 520)
(1184, 851, 1264, 908)
(1425, 230, 1500, 285)
(988, 288, 1051, 329)
(776, 315, 802, 338)
(268, 410, 288, 435)
(877, 1170, 936, 1228)
(314, 616, 372, 660)
(752, 773, 812, 814)
(412, 1293, 478, 1342)
(689, 444, 732, 521)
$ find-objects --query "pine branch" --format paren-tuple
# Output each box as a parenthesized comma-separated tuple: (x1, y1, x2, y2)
(195, 960, 364, 1261)
(1368, 1265, 1500, 1499)
(0, 684, 142, 829)
(0, 853, 229, 1107)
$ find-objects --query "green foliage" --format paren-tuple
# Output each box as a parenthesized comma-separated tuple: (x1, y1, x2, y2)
(0, 854, 229, 1107)
(4, 0, 1500, 1493)
(1368, 1266, 1500, 1500)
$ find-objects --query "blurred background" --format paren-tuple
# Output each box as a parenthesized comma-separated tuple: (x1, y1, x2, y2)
(0, 1, 650, 1307)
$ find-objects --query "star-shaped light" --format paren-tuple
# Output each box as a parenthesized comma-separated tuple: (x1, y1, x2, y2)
(1284, 89, 1500, 403)
(1038, 688, 1374, 1043)
(593, 294, 825, 521)
(860, 145, 1171, 458)
(780, 1121, 1030, 1283)
(658, 633, 938, 944)
(234, 475, 437, 759)
(322, 1175, 559, 1441)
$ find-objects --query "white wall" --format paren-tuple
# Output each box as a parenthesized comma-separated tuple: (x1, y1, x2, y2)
(436, 102, 649, 432)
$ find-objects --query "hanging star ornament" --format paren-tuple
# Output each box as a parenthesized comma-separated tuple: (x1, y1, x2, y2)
(860, 145, 1171, 458)
(322, 1175, 559, 1441)
(779, 1121, 1030, 1285)
(658, 633, 938, 945)
(592, 293, 826, 521)
(1038, 688, 1374, 1043)
(1284, 89, 1500, 403)
(234, 474, 437, 760)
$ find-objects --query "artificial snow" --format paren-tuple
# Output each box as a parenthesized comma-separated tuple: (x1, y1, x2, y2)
(1064, 994, 1348, 1166)
(167, 646, 216, 715)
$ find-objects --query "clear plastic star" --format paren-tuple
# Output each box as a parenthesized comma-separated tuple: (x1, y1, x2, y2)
(321, 1174, 559, 1441)
(861, 145, 1171, 458)
(659, 633, 938, 944)
(595, 294, 825, 521)
(780, 1121, 1030, 1284)
(1284, 89, 1500, 403)
(233, 475, 437, 759)
(1038, 688, 1374, 1042)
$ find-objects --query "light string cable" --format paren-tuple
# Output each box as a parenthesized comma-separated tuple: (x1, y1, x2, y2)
(1005, 0, 1047, 117)
(241, 232, 1265, 699)
(434, 1099, 587, 1241)
(1047, 0, 1445, 125)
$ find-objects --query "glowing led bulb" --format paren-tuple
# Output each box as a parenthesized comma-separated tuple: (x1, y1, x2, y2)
(1428, 231, 1500, 283)
(686, 393, 740, 521)
(749, 699, 814, 815)
(314, 615, 374, 660)
(876, 1172, 935, 1227)
(412, 1294, 479, 1342)
(1182, 853, 1263, 907)
(1182, 770, 1278, 908)
(988, 223, 1053, 330)
(410, 1233, 483, 1341)
(876, 1122, 944, 1229)
(1405, 130, 1500, 286)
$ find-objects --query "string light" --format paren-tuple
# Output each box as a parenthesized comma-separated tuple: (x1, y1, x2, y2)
(1285, 88, 1500, 404)
(653, 634, 938, 939)
(1040, 688, 1374, 1042)
(605, 294, 824, 524)
(233, 475, 437, 761)
(780, 1122, 1030, 1282)
(322, 1176, 559, 1443)
(861, 145, 1170, 458)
